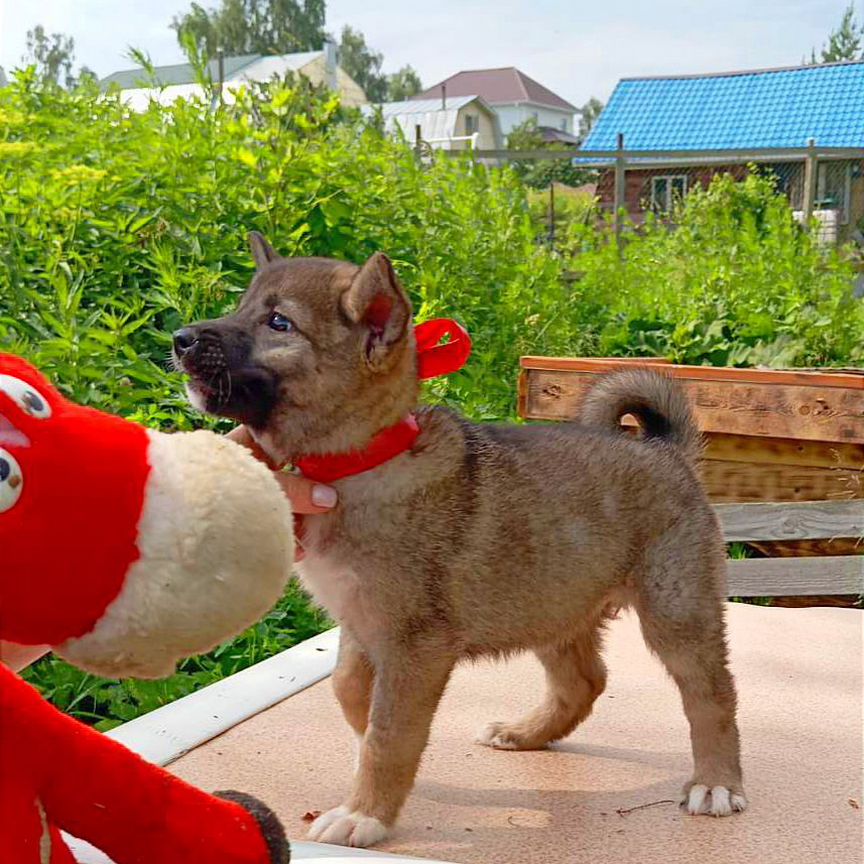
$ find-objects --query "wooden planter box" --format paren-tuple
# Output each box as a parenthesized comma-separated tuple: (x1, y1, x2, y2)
(519, 357, 864, 505)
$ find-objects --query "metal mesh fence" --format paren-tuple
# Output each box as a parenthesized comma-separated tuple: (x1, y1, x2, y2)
(456, 144, 864, 249)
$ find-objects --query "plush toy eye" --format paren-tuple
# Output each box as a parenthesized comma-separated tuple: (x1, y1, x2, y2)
(268, 311, 294, 333)
(0, 448, 23, 513)
(0, 375, 52, 419)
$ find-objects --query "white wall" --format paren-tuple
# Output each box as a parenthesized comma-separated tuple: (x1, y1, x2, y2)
(494, 103, 574, 137)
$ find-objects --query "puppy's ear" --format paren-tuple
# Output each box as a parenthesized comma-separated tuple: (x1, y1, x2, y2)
(248, 232, 279, 270)
(342, 253, 411, 369)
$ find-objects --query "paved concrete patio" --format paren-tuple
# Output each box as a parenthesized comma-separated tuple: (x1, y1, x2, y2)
(169, 604, 862, 864)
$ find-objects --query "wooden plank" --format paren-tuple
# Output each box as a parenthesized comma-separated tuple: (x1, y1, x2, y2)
(703, 432, 864, 471)
(716, 500, 864, 542)
(464, 146, 864, 162)
(520, 368, 864, 444)
(701, 459, 860, 503)
(726, 556, 863, 596)
(519, 357, 864, 390)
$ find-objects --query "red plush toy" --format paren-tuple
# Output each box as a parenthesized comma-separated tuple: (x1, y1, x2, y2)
(0, 353, 296, 864)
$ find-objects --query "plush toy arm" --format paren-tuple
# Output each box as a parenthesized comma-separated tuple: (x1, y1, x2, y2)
(1, 667, 288, 864)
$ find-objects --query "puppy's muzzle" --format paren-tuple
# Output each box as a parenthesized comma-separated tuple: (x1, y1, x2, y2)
(172, 327, 228, 380)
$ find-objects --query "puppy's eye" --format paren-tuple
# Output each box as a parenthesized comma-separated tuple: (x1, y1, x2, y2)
(0, 448, 23, 513)
(268, 312, 294, 333)
(0, 376, 52, 420)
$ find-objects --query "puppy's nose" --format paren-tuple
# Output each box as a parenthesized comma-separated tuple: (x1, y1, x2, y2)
(173, 328, 198, 355)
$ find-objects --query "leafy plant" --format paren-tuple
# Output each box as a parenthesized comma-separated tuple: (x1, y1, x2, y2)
(561, 172, 863, 367)
(0, 71, 579, 724)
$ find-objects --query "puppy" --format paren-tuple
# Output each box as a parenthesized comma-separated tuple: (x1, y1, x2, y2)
(174, 233, 746, 847)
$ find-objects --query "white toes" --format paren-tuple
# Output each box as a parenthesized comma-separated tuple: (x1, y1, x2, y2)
(686, 784, 710, 814)
(684, 784, 747, 817)
(731, 793, 748, 813)
(710, 786, 731, 817)
(476, 723, 519, 750)
(307, 805, 388, 848)
(307, 805, 349, 841)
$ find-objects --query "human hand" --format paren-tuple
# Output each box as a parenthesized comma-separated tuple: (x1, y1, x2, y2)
(0, 641, 50, 673)
(225, 426, 337, 560)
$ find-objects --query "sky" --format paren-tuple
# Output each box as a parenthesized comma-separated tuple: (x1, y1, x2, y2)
(0, 0, 859, 105)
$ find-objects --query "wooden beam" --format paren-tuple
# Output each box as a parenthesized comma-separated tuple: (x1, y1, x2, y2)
(519, 357, 864, 390)
(457, 146, 864, 162)
(717, 500, 864, 541)
(726, 556, 863, 597)
(803, 138, 817, 225)
(519, 368, 864, 444)
(702, 432, 864, 471)
(701, 459, 860, 503)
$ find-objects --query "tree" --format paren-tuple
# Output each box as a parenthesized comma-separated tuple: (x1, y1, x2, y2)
(809, 4, 863, 63)
(172, 0, 326, 56)
(338, 25, 387, 101)
(24, 25, 76, 88)
(386, 65, 422, 101)
(578, 97, 604, 141)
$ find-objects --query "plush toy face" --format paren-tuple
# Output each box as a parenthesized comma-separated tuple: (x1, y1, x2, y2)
(0, 354, 294, 678)
(0, 356, 151, 645)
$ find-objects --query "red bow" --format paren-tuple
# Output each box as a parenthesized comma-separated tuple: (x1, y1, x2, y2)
(295, 319, 470, 484)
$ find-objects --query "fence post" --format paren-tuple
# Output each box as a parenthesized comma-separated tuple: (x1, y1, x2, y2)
(414, 124, 423, 159)
(613, 132, 626, 248)
(803, 137, 817, 226)
(549, 181, 556, 249)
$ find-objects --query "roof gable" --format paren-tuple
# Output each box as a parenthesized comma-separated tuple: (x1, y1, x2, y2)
(414, 67, 576, 112)
(101, 54, 261, 89)
(360, 95, 501, 147)
(583, 61, 864, 151)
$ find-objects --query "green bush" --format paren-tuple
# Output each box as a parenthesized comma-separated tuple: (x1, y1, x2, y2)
(0, 70, 578, 724)
(562, 172, 862, 367)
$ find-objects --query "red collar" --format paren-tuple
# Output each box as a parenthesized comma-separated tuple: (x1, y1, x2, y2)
(295, 319, 470, 484)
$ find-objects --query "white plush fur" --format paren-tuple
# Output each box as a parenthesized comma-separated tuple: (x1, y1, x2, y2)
(58, 430, 294, 678)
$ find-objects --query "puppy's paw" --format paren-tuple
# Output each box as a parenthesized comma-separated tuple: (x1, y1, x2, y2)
(475, 721, 546, 751)
(307, 805, 389, 847)
(683, 784, 748, 817)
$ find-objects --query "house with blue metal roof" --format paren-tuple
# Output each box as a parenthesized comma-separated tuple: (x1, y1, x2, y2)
(582, 61, 864, 238)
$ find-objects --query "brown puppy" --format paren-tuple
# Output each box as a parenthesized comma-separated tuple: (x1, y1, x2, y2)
(174, 233, 746, 847)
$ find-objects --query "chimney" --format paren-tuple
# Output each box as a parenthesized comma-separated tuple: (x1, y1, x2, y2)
(323, 39, 339, 91)
(441, 84, 446, 110)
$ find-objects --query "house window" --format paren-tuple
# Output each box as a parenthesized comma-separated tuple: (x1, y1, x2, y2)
(651, 175, 688, 213)
(559, 118, 567, 131)
(816, 162, 852, 224)
(464, 113, 479, 135)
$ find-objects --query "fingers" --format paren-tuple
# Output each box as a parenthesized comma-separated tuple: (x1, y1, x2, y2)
(225, 425, 285, 470)
(0, 641, 50, 673)
(276, 473, 338, 514)
(224, 425, 338, 517)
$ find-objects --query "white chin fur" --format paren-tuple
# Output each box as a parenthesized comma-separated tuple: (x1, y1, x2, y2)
(185, 383, 209, 413)
(57, 429, 294, 678)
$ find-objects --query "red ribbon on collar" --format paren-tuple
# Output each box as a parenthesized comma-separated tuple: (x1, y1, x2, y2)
(295, 319, 470, 484)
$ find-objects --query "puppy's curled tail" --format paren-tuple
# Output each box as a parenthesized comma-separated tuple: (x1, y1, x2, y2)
(579, 368, 702, 463)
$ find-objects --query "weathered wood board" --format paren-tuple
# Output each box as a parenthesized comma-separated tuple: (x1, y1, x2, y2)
(726, 556, 863, 596)
(519, 364, 864, 444)
(716, 500, 864, 542)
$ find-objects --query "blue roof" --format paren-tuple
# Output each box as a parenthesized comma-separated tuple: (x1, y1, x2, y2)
(583, 61, 864, 151)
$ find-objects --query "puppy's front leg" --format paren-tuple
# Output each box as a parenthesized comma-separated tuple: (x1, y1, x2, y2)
(309, 641, 456, 847)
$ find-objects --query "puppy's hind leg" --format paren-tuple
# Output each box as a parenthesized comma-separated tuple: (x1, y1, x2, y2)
(635, 541, 747, 817)
(478, 625, 607, 751)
